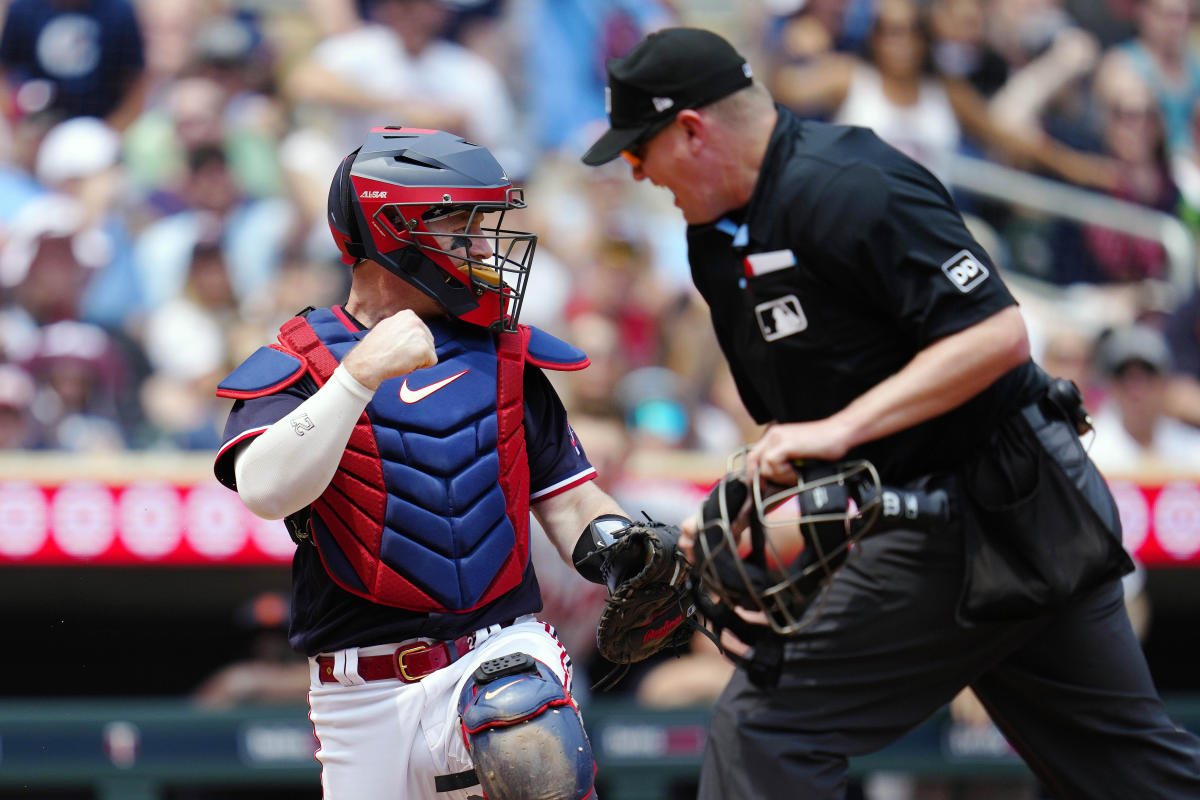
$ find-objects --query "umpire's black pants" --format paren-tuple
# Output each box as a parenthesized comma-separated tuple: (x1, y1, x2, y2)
(697, 523, 1200, 799)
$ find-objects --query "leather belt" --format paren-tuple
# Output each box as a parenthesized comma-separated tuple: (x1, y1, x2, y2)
(315, 619, 518, 685)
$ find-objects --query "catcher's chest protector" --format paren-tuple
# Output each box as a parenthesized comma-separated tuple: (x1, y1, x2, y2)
(277, 307, 531, 612)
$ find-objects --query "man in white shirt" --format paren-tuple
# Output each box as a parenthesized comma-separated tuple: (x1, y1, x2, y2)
(1089, 322, 1200, 475)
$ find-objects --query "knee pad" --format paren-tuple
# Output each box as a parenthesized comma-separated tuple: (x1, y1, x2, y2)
(458, 652, 596, 800)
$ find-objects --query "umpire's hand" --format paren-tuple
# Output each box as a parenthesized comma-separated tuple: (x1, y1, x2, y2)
(746, 419, 854, 485)
(341, 309, 438, 390)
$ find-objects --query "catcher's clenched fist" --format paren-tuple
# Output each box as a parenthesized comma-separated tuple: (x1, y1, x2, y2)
(341, 308, 438, 389)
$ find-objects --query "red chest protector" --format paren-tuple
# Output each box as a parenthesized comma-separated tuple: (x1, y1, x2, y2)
(277, 310, 532, 612)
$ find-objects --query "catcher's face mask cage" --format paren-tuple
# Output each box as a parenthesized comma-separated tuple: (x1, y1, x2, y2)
(373, 195, 535, 332)
(694, 452, 882, 635)
(327, 127, 536, 332)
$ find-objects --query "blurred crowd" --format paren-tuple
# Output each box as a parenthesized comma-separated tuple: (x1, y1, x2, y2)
(0, 0, 1197, 481)
(0, 0, 1197, 765)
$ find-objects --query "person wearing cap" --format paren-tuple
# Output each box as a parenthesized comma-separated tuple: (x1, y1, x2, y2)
(583, 26, 1200, 799)
(1088, 322, 1200, 475)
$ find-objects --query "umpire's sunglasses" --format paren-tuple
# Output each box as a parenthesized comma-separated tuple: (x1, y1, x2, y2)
(620, 116, 678, 170)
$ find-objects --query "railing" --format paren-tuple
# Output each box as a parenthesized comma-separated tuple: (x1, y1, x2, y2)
(945, 152, 1199, 301)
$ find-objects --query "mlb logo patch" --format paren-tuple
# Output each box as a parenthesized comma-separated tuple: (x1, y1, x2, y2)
(941, 249, 989, 293)
(755, 294, 808, 341)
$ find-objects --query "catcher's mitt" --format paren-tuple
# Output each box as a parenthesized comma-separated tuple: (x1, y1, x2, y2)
(573, 517, 695, 671)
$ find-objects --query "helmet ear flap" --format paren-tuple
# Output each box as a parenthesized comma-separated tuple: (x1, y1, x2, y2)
(330, 148, 366, 261)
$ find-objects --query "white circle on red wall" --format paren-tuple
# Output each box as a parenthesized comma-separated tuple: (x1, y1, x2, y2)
(52, 481, 116, 558)
(118, 481, 183, 560)
(184, 483, 247, 559)
(0, 481, 49, 558)
(1109, 480, 1150, 555)
(247, 512, 296, 561)
(1153, 481, 1200, 561)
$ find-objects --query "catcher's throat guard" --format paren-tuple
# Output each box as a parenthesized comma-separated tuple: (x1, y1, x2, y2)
(694, 451, 885, 636)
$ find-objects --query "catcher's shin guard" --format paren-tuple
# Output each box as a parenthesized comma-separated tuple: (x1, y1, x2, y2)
(458, 652, 596, 800)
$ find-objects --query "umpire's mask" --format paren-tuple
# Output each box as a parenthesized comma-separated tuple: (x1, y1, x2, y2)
(693, 451, 882, 635)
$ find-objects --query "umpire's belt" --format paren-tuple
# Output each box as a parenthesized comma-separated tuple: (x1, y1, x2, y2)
(315, 619, 516, 685)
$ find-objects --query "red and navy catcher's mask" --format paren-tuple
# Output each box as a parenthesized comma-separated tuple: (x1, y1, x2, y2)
(327, 127, 536, 331)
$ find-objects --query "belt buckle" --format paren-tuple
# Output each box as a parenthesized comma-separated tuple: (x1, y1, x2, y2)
(396, 643, 430, 682)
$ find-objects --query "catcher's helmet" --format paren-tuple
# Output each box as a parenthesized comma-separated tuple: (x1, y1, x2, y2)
(693, 452, 882, 635)
(328, 127, 535, 331)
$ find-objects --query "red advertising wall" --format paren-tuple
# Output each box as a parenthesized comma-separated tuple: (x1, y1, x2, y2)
(1, 455, 1197, 567)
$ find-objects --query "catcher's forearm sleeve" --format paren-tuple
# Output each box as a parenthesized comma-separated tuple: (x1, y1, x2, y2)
(233, 364, 374, 519)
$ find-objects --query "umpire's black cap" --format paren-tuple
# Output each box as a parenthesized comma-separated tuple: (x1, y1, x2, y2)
(581, 27, 754, 166)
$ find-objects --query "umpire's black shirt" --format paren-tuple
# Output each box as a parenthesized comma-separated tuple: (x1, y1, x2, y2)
(687, 106, 1047, 484)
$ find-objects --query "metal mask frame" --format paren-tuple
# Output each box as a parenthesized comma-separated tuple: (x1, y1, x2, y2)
(695, 448, 882, 635)
(371, 187, 536, 332)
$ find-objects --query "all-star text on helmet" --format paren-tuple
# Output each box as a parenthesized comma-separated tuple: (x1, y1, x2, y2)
(328, 127, 536, 331)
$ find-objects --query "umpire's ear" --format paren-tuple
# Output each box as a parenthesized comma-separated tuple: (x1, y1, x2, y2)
(675, 108, 707, 153)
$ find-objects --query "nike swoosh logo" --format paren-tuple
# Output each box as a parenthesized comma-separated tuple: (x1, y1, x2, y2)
(483, 678, 528, 701)
(399, 370, 468, 403)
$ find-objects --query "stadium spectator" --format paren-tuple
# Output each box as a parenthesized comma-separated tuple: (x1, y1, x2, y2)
(31, 115, 144, 330)
(986, 22, 1101, 145)
(1082, 61, 1178, 282)
(1095, 0, 1200, 158)
(522, 0, 674, 152)
(282, 0, 522, 173)
(771, 0, 1115, 190)
(131, 145, 294, 313)
(764, 0, 871, 71)
(1038, 324, 1101, 405)
(24, 320, 128, 451)
(137, 236, 239, 451)
(926, 0, 1011, 98)
(1088, 322, 1200, 474)
(124, 16, 284, 207)
(0, 194, 112, 326)
(564, 232, 662, 369)
(0, 0, 147, 130)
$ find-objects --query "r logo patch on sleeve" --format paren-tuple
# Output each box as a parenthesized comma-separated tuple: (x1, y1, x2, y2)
(940, 249, 989, 293)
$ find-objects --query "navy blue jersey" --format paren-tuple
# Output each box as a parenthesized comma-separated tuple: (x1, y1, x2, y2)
(215, 345, 595, 656)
